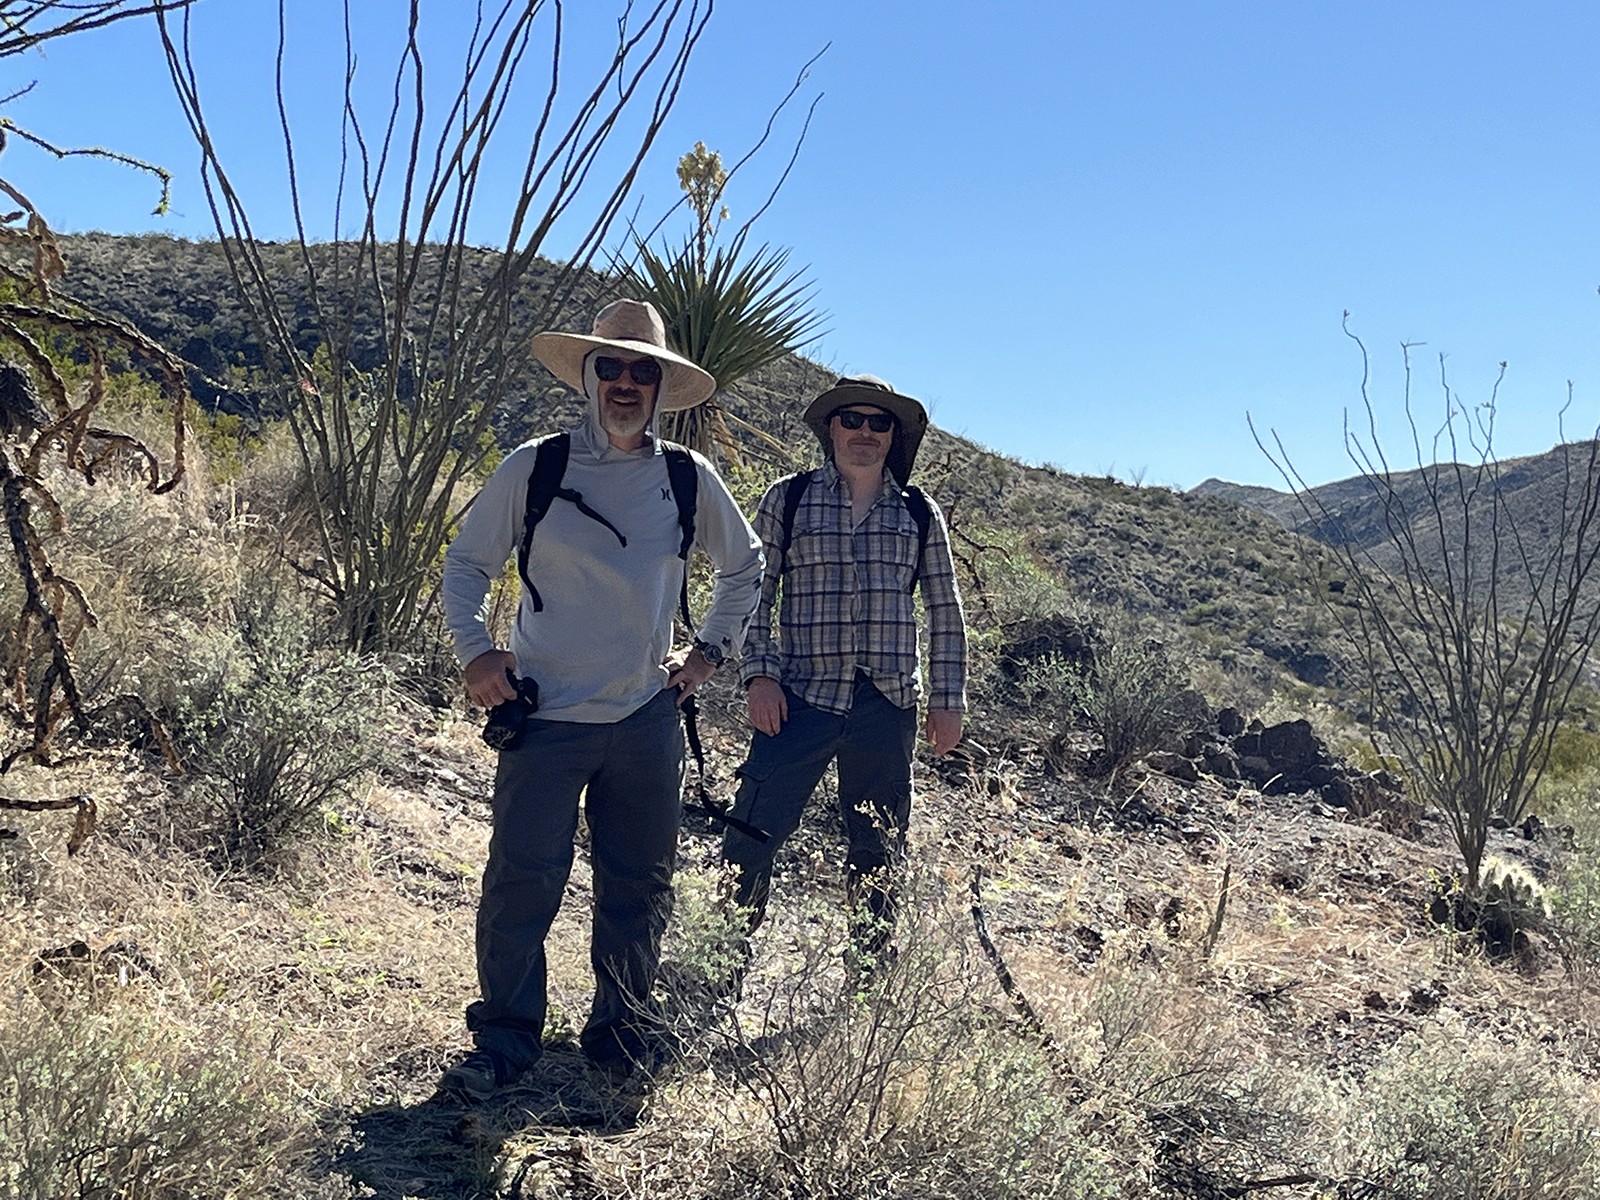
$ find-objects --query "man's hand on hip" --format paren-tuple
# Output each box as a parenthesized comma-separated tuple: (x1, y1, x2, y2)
(665, 646, 717, 706)
(465, 649, 518, 709)
(926, 709, 962, 757)
(745, 675, 787, 736)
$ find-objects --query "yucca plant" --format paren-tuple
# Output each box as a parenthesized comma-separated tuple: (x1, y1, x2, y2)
(623, 144, 825, 464)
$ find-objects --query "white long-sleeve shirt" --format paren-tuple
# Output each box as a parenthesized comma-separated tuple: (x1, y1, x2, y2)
(442, 414, 763, 723)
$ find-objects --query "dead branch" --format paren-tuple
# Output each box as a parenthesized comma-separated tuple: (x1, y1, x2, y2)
(969, 863, 1058, 1050)
(0, 791, 95, 853)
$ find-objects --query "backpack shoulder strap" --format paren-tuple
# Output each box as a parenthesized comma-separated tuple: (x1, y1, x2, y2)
(777, 471, 812, 571)
(517, 433, 571, 613)
(900, 484, 932, 593)
(660, 442, 698, 561)
(660, 440, 699, 629)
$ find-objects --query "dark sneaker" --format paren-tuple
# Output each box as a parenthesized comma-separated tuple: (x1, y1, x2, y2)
(439, 1048, 521, 1101)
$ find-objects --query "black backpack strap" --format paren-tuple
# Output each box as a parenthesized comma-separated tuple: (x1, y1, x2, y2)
(900, 484, 932, 593)
(661, 443, 698, 559)
(779, 472, 928, 592)
(777, 471, 812, 573)
(517, 433, 571, 613)
(661, 442, 699, 629)
(516, 432, 628, 613)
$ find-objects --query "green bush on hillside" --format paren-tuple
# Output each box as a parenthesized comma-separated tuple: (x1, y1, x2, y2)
(1347, 1019, 1600, 1199)
(1543, 786, 1600, 968)
(1023, 615, 1206, 778)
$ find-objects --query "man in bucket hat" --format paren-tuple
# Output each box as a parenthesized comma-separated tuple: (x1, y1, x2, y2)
(439, 299, 762, 1097)
(719, 374, 967, 983)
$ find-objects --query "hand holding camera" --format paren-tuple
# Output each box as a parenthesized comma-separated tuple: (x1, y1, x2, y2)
(482, 669, 540, 751)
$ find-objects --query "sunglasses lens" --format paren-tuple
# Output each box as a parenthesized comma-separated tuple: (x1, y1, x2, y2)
(835, 410, 894, 432)
(594, 356, 661, 386)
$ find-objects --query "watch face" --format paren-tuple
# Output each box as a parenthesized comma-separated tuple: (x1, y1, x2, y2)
(696, 640, 724, 665)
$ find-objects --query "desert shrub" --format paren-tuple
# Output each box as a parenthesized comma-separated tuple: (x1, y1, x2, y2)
(658, 862, 752, 1009)
(162, 600, 391, 870)
(1540, 718, 1600, 789)
(0, 997, 306, 1199)
(1034, 615, 1205, 777)
(1063, 958, 1336, 1193)
(0, 461, 234, 719)
(962, 523, 1076, 629)
(1346, 1019, 1600, 1199)
(1551, 852, 1600, 968)
(645, 875, 1129, 1200)
(59, 483, 235, 619)
(956, 527, 1080, 711)
(1544, 787, 1600, 966)
(224, 418, 323, 553)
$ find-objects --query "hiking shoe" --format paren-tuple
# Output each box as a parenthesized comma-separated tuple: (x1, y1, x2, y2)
(439, 1048, 521, 1101)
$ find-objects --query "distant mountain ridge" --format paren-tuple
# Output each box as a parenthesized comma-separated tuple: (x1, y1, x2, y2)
(1193, 441, 1600, 615)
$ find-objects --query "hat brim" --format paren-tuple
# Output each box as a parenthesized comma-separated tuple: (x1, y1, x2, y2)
(802, 383, 929, 485)
(531, 332, 716, 410)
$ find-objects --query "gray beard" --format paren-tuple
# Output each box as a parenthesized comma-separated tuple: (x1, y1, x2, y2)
(601, 405, 651, 443)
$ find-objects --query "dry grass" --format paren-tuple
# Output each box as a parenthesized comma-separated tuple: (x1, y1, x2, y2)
(9, 659, 1600, 1199)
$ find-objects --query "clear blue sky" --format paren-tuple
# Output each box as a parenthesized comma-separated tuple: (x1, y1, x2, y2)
(7, 1, 1599, 490)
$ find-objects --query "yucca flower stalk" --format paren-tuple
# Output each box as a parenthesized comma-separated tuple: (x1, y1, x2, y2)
(623, 162, 825, 464)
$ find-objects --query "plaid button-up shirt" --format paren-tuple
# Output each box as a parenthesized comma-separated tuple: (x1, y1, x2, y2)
(740, 462, 967, 715)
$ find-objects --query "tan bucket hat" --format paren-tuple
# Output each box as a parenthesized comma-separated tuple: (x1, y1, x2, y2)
(530, 298, 716, 411)
(802, 374, 929, 486)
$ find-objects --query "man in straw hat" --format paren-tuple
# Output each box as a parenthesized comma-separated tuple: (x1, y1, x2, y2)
(439, 299, 762, 1097)
(719, 374, 967, 983)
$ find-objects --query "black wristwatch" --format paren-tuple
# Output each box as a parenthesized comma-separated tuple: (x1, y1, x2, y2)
(692, 637, 725, 667)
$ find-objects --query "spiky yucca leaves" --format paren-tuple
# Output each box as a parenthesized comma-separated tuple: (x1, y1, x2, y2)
(625, 227, 824, 464)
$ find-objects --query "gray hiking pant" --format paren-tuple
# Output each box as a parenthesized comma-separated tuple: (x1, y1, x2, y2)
(467, 687, 683, 1070)
(720, 673, 917, 954)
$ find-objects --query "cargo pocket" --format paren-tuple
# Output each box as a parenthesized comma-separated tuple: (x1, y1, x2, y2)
(722, 762, 778, 863)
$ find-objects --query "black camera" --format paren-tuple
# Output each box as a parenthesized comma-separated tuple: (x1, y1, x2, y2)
(482, 671, 540, 751)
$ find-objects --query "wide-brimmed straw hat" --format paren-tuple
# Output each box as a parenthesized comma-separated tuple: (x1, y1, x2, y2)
(802, 374, 929, 486)
(531, 299, 716, 411)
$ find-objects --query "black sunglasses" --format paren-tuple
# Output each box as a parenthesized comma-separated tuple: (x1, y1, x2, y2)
(833, 409, 895, 433)
(594, 355, 663, 387)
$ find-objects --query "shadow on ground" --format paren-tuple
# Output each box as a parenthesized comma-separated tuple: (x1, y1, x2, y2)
(320, 1042, 651, 1199)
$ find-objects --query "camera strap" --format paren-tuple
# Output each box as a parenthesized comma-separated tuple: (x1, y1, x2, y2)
(679, 696, 769, 843)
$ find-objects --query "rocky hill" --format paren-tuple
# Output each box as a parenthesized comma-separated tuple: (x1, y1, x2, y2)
(44, 233, 1354, 708)
(1194, 440, 1600, 616)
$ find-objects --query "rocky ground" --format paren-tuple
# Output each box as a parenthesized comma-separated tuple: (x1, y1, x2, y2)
(5, 669, 1598, 1198)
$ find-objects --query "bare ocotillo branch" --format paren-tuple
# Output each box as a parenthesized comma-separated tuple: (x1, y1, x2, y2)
(1252, 315, 1600, 891)
(157, 0, 717, 651)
